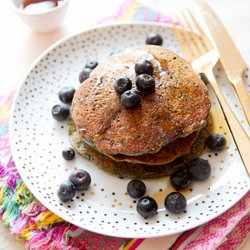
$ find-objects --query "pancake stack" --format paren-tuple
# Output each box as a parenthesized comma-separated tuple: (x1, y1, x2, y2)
(69, 45, 212, 178)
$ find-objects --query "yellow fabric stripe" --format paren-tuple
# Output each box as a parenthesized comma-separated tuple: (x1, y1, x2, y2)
(0, 186, 7, 203)
(115, 2, 142, 22)
(39, 211, 67, 225)
(0, 99, 13, 120)
(123, 239, 138, 250)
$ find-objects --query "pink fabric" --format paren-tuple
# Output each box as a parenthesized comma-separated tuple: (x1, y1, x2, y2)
(183, 191, 250, 250)
(217, 212, 250, 250)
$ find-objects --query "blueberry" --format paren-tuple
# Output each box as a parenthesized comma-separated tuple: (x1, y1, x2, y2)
(52, 104, 70, 121)
(69, 169, 91, 191)
(170, 170, 191, 191)
(135, 59, 154, 75)
(136, 74, 155, 92)
(57, 181, 76, 202)
(110, 50, 121, 56)
(114, 77, 132, 94)
(165, 192, 186, 214)
(79, 68, 92, 83)
(136, 197, 158, 218)
(121, 90, 141, 108)
(62, 147, 75, 161)
(127, 179, 146, 199)
(146, 33, 163, 46)
(187, 158, 211, 181)
(85, 60, 98, 69)
(206, 133, 227, 152)
(59, 86, 76, 103)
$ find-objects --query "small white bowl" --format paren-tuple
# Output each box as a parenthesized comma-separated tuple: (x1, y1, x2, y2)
(11, 0, 69, 33)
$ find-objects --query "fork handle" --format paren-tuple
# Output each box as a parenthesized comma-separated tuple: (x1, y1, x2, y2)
(205, 69, 250, 175)
(234, 78, 250, 126)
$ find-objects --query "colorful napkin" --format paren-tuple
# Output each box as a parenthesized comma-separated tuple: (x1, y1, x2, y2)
(1, 0, 250, 249)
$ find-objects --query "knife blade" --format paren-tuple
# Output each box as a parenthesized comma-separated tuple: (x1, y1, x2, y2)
(194, 1, 250, 126)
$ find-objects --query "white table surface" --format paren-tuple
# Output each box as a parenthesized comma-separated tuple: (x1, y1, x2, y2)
(1, 0, 250, 249)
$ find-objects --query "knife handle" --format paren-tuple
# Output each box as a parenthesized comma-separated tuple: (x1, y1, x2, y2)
(234, 78, 250, 126)
(205, 68, 250, 176)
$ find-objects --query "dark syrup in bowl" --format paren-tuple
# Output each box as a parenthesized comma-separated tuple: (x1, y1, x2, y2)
(19, 0, 64, 14)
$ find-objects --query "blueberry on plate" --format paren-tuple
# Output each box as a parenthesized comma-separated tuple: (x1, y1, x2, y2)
(85, 60, 98, 70)
(146, 33, 163, 46)
(59, 86, 76, 103)
(135, 59, 154, 75)
(136, 197, 158, 218)
(164, 192, 186, 214)
(170, 170, 191, 191)
(57, 181, 76, 202)
(206, 133, 227, 151)
(51, 103, 70, 121)
(69, 169, 91, 191)
(114, 76, 132, 94)
(121, 90, 141, 108)
(127, 179, 146, 199)
(187, 158, 211, 181)
(136, 74, 155, 92)
(79, 68, 93, 83)
(62, 147, 75, 161)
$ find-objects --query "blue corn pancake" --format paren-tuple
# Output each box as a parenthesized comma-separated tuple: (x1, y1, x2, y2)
(106, 131, 198, 165)
(70, 45, 212, 177)
(68, 114, 213, 178)
(72, 45, 211, 156)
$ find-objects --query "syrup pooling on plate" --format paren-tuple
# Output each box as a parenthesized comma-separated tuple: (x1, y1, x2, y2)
(210, 105, 232, 147)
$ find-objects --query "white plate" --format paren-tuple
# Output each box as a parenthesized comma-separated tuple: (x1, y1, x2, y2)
(9, 22, 250, 238)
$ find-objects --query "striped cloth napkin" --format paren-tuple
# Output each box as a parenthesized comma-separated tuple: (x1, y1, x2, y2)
(1, 0, 250, 249)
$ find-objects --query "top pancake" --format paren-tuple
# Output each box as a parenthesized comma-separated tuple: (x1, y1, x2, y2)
(72, 45, 211, 156)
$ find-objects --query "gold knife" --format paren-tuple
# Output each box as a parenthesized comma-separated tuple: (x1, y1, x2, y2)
(194, 1, 250, 126)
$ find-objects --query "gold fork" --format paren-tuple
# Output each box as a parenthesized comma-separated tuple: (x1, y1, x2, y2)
(171, 11, 250, 176)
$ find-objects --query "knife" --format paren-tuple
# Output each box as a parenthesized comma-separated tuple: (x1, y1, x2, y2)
(194, 1, 250, 126)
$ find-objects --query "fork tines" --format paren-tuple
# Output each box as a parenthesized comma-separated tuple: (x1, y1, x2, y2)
(170, 8, 250, 177)
(170, 10, 213, 63)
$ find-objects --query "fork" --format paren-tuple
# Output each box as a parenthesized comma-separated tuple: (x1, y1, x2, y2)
(171, 10, 250, 176)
